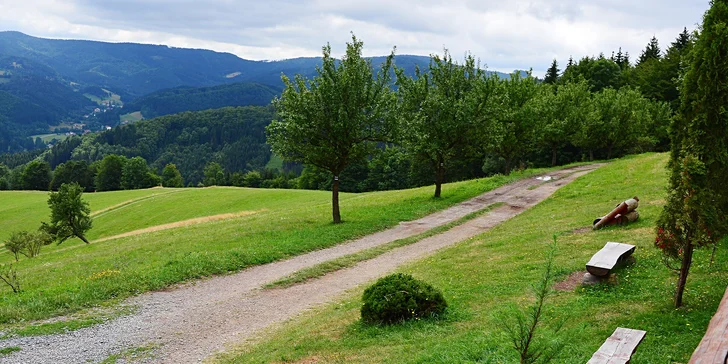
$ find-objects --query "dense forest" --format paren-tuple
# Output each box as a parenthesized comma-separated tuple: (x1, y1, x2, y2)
(124, 82, 280, 118)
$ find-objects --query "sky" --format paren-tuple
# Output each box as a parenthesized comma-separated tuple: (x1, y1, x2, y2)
(0, 0, 708, 76)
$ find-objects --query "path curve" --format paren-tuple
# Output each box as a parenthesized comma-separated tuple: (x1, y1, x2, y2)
(0, 164, 602, 364)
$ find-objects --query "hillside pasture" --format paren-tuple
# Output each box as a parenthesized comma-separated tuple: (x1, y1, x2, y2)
(0, 168, 548, 324)
(219, 153, 728, 363)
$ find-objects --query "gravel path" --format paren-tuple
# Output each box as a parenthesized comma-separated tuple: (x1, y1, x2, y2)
(0, 164, 601, 363)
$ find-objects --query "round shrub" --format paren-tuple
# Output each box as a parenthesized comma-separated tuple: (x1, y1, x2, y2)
(361, 273, 447, 325)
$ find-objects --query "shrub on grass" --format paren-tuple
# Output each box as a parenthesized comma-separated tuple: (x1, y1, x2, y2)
(361, 273, 447, 325)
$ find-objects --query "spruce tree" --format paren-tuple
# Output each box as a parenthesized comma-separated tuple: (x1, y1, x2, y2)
(672, 27, 691, 52)
(543, 59, 560, 84)
(638, 36, 662, 64)
(655, 0, 728, 308)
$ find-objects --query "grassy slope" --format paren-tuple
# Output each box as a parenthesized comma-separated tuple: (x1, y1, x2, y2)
(0, 169, 550, 324)
(220, 153, 728, 363)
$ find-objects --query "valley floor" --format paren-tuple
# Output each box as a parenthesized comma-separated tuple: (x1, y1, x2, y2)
(0, 164, 599, 363)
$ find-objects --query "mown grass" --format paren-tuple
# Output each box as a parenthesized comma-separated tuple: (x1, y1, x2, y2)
(0, 167, 555, 325)
(265, 203, 504, 289)
(217, 153, 728, 363)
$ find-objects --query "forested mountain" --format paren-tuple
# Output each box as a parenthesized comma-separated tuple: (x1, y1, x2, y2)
(0, 31, 519, 155)
(124, 82, 280, 118)
(52, 106, 274, 184)
(0, 55, 96, 152)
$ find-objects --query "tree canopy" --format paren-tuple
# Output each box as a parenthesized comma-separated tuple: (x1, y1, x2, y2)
(267, 34, 397, 223)
(43, 182, 93, 245)
(655, 0, 728, 308)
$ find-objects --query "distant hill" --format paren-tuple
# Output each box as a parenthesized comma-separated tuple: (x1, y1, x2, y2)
(125, 82, 281, 119)
(0, 31, 522, 154)
(0, 32, 516, 98)
(51, 106, 275, 184)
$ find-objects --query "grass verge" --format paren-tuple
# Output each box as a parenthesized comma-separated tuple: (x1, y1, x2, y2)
(0, 346, 20, 356)
(217, 153, 728, 363)
(265, 203, 505, 289)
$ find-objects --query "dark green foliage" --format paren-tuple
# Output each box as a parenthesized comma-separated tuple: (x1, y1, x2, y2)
(360, 273, 447, 325)
(0, 149, 44, 169)
(43, 182, 93, 245)
(396, 50, 494, 196)
(77, 106, 273, 184)
(543, 59, 560, 84)
(638, 36, 662, 64)
(126, 82, 280, 118)
(203, 162, 226, 186)
(489, 72, 540, 174)
(161, 163, 184, 187)
(560, 57, 621, 92)
(268, 34, 396, 223)
(0, 162, 8, 190)
(656, 0, 728, 307)
(94, 154, 126, 191)
(20, 160, 51, 190)
(242, 170, 262, 188)
(121, 156, 158, 189)
(51, 160, 95, 191)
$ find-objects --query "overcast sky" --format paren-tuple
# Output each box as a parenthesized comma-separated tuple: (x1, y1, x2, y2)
(0, 0, 708, 76)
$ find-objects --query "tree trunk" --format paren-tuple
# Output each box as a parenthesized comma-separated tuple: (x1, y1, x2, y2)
(504, 158, 512, 175)
(551, 145, 557, 167)
(589, 150, 594, 161)
(77, 234, 90, 244)
(434, 162, 444, 198)
(332, 176, 341, 224)
(607, 145, 613, 160)
(674, 242, 694, 308)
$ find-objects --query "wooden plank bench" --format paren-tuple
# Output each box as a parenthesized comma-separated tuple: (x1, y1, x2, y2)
(587, 327, 647, 364)
(586, 242, 636, 277)
(689, 286, 728, 363)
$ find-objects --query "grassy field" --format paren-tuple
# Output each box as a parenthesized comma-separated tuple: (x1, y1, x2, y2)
(218, 153, 728, 363)
(83, 89, 123, 106)
(0, 168, 551, 324)
(120, 111, 143, 123)
(28, 133, 70, 144)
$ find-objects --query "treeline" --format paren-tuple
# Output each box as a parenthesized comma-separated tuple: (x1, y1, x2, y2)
(0, 106, 275, 189)
(125, 82, 280, 118)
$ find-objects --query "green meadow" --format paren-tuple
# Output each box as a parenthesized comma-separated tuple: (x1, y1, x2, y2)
(0, 168, 548, 324)
(218, 153, 728, 363)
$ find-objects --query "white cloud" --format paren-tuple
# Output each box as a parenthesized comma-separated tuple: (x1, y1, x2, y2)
(0, 0, 708, 75)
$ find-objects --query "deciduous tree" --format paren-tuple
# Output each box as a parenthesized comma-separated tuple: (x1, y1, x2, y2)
(95, 154, 126, 191)
(161, 163, 184, 187)
(396, 51, 496, 197)
(43, 182, 93, 245)
(267, 34, 396, 223)
(20, 160, 51, 191)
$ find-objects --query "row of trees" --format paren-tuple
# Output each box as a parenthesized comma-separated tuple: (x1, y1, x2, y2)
(0, 156, 185, 192)
(544, 28, 692, 112)
(268, 35, 673, 223)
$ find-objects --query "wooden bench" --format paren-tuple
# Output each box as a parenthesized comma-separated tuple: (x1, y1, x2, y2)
(689, 286, 728, 363)
(586, 242, 636, 277)
(587, 327, 647, 364)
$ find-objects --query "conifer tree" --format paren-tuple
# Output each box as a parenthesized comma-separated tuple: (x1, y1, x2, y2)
(543, 59, 560, 84)
(656, 0, 728, 308)
(672, 27, 691, 52)
(638, 36, 662, 64)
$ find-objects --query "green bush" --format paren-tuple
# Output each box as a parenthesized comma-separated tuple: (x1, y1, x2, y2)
(361, 273, 447, 325)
